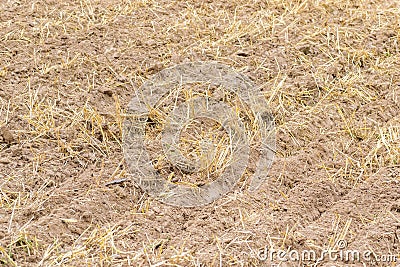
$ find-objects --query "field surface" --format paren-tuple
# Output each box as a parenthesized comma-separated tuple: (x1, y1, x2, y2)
(0, 0, 399, 266)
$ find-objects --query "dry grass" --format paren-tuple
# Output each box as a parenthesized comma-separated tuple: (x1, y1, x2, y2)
(1, 0, 399, 266)
(142, 83, 259, 187)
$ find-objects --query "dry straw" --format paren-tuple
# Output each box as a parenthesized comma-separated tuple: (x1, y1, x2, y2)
(123, 62, 276, 207)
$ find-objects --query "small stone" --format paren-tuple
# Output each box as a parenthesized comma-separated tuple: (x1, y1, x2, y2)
(147, 63, 163, 74)
(0, 126, 15, 144)
(0, 158, 11, 164)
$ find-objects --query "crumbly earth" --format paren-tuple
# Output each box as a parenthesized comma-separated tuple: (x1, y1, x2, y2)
(0, 0, 399, 266)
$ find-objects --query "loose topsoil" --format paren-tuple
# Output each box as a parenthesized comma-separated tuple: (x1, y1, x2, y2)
(0, 0, 399, 266)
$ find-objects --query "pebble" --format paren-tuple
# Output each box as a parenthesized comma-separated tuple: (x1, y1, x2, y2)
(0, 126, 14, 143)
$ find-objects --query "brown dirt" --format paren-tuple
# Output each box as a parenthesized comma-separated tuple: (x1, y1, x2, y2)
(0, 0, 399, 266)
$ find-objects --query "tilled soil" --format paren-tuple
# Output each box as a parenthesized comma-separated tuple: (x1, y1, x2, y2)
(0, 0, 399, 266)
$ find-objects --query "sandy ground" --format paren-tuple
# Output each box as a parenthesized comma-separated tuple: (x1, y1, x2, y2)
(0, 0, 399, 266)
